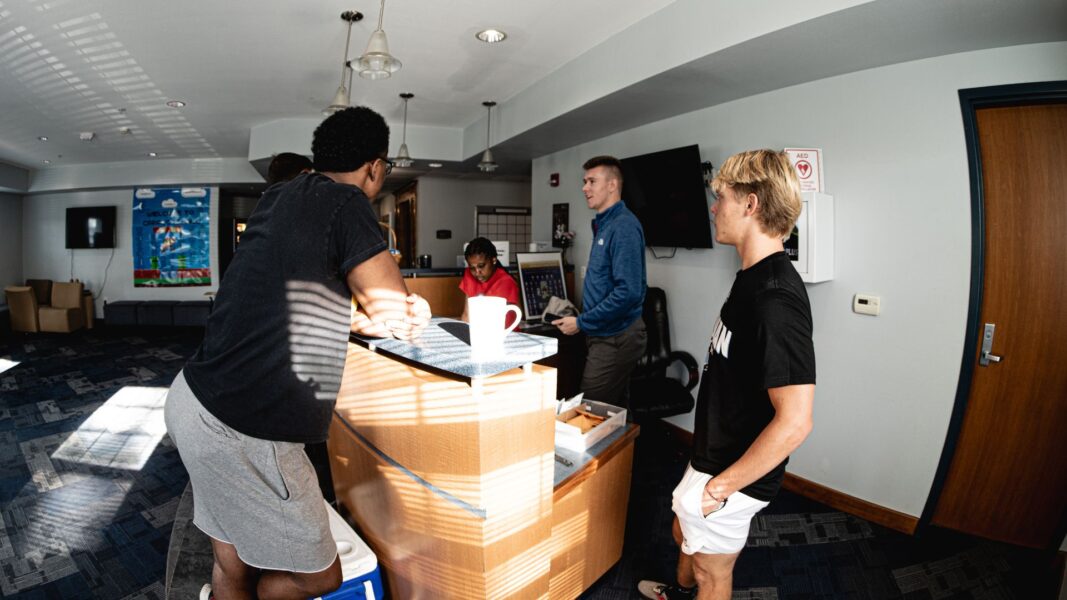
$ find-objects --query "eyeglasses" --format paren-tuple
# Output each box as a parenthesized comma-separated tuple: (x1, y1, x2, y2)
(380, 158, 394, 176)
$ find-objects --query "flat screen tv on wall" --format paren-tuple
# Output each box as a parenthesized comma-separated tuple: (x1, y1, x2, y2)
(65, 206, 117, 249)
(620, 144, 713, 248)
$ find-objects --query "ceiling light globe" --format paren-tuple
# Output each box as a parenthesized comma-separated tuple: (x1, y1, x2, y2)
(478, 149, 498, 172)
(358, 30, 401, 79)
(322, 86, 351, 116)
(394, 143, 414, 168)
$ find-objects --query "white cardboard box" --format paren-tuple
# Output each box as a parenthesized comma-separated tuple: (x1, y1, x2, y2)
(555, 399, 627, 452)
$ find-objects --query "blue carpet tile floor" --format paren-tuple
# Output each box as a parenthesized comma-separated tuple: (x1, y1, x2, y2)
(0, 327, 1061, 599)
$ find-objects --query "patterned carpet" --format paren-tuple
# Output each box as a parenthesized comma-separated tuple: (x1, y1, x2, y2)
(0, 327, 201, 600)
(582, 421, 1058, 600)
(0, 327, 1060, 599)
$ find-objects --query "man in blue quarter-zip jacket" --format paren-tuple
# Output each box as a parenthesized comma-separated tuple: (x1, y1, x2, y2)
(552, 155, 647, 407)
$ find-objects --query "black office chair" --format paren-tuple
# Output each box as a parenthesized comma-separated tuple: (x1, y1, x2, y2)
(629, 287, 699, 420)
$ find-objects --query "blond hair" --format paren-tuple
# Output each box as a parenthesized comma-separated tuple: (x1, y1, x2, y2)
(712, 149, 802, 238)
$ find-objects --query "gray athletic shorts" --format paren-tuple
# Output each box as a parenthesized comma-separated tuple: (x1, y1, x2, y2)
(164, 370, 337, 573)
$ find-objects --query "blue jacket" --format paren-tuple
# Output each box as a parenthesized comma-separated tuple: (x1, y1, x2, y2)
(578, 201, 646, 336)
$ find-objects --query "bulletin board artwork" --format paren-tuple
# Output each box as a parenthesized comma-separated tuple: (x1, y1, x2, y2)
(132, 187, 212, 287)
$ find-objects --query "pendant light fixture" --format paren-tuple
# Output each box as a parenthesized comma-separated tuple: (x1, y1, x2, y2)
(394, 93, 414, 168)
(477, 101, 498, 173)
(323, 11, 363, 116)
(357, 0, 402, 80)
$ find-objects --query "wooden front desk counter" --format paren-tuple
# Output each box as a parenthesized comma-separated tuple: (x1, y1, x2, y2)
(327, 335, 637, 599)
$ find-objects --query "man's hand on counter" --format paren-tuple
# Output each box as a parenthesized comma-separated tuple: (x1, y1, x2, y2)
(553, 316, 579, 336)
(388, 294, 431, 341)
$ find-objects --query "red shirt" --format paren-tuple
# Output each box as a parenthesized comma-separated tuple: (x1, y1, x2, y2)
(459, 267, 522, 328)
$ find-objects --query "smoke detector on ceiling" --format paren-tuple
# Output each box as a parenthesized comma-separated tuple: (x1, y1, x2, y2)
(79, 132, 95, 141)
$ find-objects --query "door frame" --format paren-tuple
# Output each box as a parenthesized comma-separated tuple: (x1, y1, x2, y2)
(917, 81, 1067, 549)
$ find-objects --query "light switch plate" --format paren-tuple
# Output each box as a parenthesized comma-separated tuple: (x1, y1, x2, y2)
(853, 293, 880, 316)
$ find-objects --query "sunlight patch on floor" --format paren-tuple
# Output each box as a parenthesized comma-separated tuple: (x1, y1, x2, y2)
(0, 357, 19, 375)
(51, 385, 169, 470)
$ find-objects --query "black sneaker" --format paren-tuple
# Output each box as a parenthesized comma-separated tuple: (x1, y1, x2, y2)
(637, 579, 697, 599)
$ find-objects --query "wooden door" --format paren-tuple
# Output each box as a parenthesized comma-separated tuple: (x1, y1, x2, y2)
(394, 183, 417, 269)
(930, 101, 1067, 548)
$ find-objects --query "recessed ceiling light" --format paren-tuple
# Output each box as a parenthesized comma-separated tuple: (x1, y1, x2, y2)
(428, 162, 443, 168)
(38, 136, 48, 141)
(475, 29, 507, 43)
(166, 100, 186, 108)
(43, 159, 51, 164)
(148, 152, 158, 157)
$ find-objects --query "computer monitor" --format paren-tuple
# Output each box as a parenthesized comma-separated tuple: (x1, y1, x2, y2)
(515, 252, 567, 322)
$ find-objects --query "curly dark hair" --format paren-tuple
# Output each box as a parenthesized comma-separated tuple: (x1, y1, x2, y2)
(266, 152, 312, 186)
(312, 107, 390, 173)
(464, 237, 498, 260)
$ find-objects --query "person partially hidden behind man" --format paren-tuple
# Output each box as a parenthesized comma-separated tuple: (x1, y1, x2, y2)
(638, 149, 816, 600)
(459, 236, 521, 328)
(164, 106, 431, 600)
(265, 151, 313, 187)
(552, 155, 646, 407)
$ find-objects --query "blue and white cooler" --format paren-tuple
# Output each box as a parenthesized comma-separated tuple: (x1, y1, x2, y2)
(316, 501, 384, 600)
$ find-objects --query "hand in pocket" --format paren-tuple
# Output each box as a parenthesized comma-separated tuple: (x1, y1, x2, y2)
(701, 485, 727, 518)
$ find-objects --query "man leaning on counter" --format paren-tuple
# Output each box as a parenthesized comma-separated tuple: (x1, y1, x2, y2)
(164, 106, 430, 600)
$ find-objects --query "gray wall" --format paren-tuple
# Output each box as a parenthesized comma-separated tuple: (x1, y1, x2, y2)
(21, 188, 221, 317)
(531, 41, 1067, 519)
(416, 177, 531, 268)
(0, 193, 23, 301)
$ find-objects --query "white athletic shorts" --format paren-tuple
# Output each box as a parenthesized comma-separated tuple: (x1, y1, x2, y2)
(671, 463, 770, 555)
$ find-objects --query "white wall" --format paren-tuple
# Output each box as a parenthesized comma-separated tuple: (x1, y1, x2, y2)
(29, 158, 261, 194)
(531, 42, 1067, 518)
(22, 188, 221, 317)
(416, 177, 531, 268)
(0, 162, 28, 194)
(0, 193, 23, 301)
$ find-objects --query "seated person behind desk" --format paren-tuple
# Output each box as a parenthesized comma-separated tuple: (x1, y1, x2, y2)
(459, 237, 521, 329)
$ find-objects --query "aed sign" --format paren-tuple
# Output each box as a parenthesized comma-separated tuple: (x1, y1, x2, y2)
(785, 148, 823, 193)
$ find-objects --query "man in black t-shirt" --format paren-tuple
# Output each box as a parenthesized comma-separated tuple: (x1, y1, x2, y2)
(639, 150, 815, 600)
(165, 107, 430, 600)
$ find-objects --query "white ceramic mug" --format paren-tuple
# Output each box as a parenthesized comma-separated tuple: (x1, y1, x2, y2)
(467, 295, 522, 360)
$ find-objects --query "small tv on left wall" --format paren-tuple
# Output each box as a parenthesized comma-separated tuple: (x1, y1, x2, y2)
(66, 206, 117, 249)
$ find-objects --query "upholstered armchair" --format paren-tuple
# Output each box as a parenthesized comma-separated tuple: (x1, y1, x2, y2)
(629, 287, 699, 420)
(39, 281, 85, 333)
(5, 286, 41, 332)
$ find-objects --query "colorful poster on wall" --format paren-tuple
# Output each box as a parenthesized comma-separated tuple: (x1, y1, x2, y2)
(132, 187, 212, 287)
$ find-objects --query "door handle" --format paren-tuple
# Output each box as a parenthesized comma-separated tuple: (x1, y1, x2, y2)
(979, 323, 1003, 366)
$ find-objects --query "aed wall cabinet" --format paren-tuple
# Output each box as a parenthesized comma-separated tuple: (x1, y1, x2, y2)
(785, 191, 834, 283)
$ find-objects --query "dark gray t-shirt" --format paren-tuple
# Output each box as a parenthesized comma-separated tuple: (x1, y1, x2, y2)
(183, 173, 386, 443)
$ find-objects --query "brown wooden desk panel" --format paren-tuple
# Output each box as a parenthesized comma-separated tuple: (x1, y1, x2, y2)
(328, 341, 634, 599)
